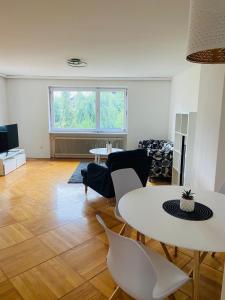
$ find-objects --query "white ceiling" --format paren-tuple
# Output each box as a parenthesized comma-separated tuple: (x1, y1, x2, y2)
(0, 0, 191, 78)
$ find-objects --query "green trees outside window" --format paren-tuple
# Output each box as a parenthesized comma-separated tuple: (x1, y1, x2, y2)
(100, 91, 125, 130)
(53, 91, 96, 129)
(50, 88, 127, 132)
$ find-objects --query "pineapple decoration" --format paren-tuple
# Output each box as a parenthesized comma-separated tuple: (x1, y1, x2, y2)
(180, 189, 195, 212)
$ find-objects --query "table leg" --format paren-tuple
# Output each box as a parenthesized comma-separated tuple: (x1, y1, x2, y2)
(136, 231, 141, 241)
(189, 252, 208, 277)
(95, 155, 101, 164)
(193, 250, 200, 300)
(140, 233, 145, 245)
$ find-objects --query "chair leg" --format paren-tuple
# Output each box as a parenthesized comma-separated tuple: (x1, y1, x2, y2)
(174, 246, 178, 258)
(160, 242, 173, 262)
(212, 252, 216, 257)
(119, 223, 126, 235)
(85, 185, 88, 194)
(109, 286, 121, 300)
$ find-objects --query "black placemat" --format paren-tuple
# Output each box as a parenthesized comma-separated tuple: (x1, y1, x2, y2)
(162, 199, 213, 221)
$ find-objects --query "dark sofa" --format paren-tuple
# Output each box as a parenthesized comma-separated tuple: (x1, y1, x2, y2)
(81, 149, 150, 198)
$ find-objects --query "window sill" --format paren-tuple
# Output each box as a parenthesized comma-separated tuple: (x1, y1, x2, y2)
(49, 131, 128, 136)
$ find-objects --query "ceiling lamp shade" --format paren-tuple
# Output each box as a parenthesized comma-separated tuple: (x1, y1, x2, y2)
(186, 0, 225, 64)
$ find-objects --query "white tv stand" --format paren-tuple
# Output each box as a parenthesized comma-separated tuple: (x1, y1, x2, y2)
(0, 149, 26, 176)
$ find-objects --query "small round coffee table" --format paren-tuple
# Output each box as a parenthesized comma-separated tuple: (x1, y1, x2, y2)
(89, 147, 123, 164)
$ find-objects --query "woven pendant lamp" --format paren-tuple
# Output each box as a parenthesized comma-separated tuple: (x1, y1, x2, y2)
(186, 0, 225, 64)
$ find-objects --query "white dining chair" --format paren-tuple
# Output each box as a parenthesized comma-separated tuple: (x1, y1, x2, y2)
(111, 168, 145, 241)
(96, 215, 189, 300)
(212, 181, 225, 257)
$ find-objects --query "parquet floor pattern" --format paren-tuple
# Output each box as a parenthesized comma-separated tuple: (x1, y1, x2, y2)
(0, 159, 223, 299)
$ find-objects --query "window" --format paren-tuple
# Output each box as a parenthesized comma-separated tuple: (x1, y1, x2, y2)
(49, 87, 127, 133)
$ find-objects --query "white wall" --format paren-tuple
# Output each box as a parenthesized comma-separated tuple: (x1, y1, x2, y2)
(0, 77, 8, 124)
(168, 65, 201, 141)
(193, 65, 225, 191)
(169, 65, 225, 190)
(170, 64, 225, 191)
(215, 78, 225, 191)
(6, 78, 171, 158)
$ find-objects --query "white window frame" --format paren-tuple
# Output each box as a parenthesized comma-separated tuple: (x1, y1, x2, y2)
(49, 86, 128, 134)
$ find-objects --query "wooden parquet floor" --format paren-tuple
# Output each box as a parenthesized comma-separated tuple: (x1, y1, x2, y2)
(0, 159, 223, 300)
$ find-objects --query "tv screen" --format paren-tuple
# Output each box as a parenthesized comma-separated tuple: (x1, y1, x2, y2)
(6, 124, 19, 150)
(0, 124, 19, 153)
(0, 126, 8, 153)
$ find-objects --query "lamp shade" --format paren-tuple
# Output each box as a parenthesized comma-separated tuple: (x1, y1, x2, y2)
(186, 0, 225, 64)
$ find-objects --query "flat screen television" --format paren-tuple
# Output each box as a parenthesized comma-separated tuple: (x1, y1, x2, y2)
(0, 124, 19, 153)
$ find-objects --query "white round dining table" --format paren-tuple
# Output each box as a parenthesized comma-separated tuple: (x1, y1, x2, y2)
(119, 185, 225, 300)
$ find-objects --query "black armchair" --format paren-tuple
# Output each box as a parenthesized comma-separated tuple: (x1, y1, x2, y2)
(81, 149, 150, 198)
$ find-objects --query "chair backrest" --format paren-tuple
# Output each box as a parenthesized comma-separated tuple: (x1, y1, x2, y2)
(106, 149, 150, 187)
(96, 215, 157, 300)
(111, 168, 143, 218)
(219, 181, 225, 194)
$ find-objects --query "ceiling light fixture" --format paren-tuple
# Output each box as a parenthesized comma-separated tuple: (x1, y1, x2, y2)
(186, 0, 225, 64)
(67, 58, 87, 67)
